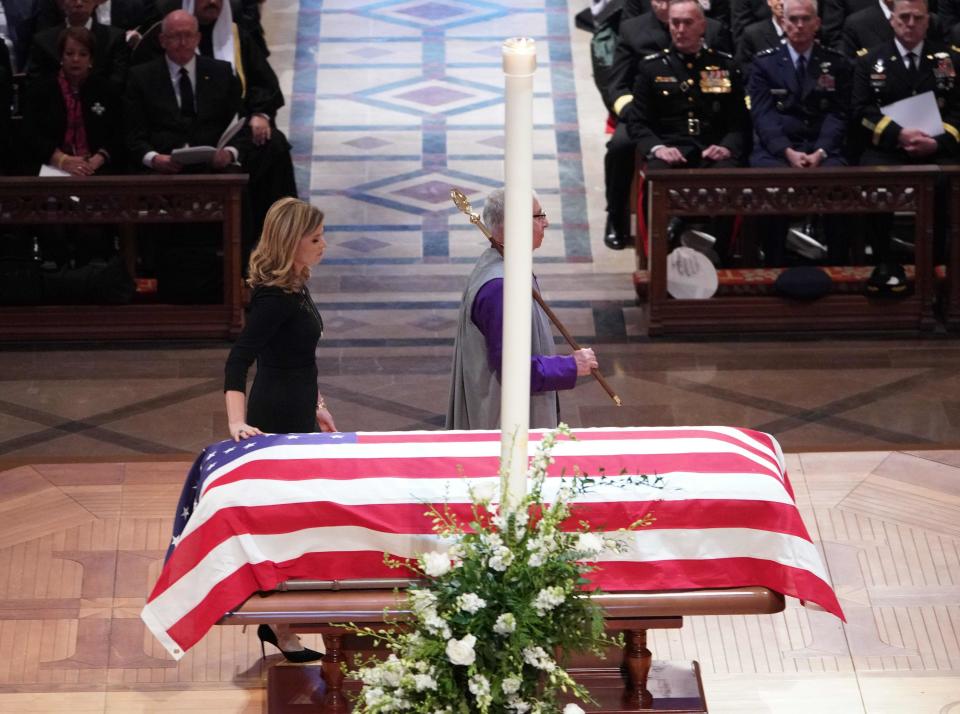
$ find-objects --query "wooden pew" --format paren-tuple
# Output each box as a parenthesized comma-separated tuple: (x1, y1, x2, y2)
(0, 174, 246, 340)
(639, 166, 940, 335)
(941, 166, 960, 331)
(220, 582, 785, 713)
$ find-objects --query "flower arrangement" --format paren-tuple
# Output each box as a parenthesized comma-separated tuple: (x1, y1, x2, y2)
(348, 425, 657, 713)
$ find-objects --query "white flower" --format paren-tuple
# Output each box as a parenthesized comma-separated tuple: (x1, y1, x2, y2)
(528, 551, 545, 567)
(445, 633, 476, 666)
(507, 697, 531, 713)
(533, 585, 566, 615)
(412, 673, 437, 691)
(575, 531, 605, 557)
(488, 545, 514, 572)
(421, 551, 451, 577)
(469, 480, 497, 504)
(522, 645, 556, 672)
(493, 612, 516, 635)
(563, 705, 586, 714)
(422, 608, 451, 639)
(409, 588, 438, 613)
(468, 673, 490, 697)
(457, 592, 486, 614)
(502, 676, 521, 694)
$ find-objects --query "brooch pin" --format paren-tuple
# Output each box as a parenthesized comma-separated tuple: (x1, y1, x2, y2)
(91, 102, 105, 115)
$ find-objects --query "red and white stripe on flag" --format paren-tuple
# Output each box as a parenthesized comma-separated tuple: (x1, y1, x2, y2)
(141, 427, 843, 660)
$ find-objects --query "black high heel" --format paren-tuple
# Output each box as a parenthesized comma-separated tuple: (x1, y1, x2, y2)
(256, 624, 323, 663)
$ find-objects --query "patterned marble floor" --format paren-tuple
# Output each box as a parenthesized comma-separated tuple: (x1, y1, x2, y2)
(0, 0, 959, 711)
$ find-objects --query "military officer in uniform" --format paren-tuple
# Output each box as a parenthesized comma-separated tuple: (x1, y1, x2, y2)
(841, 0, 942, 59)
(852, 0, 960, 286)
(748, 0, 853, 263)
(736, 0, 787, 74)
(625, 0, 749, 261)
(602, 0, 732, 249)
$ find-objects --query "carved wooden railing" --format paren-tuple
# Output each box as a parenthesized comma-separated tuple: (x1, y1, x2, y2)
(0, 175, 247, 340)
(639, 166, 941, 335)
(940, 166, 960, 331)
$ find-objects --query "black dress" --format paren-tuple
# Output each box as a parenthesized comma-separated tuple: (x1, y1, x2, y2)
(224, 284, 324, 433)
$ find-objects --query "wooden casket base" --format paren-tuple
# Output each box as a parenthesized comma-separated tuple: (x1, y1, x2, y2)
(266, 659, 707, 713)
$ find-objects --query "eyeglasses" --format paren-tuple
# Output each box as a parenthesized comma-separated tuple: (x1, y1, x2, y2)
(533, 212, 547, 221)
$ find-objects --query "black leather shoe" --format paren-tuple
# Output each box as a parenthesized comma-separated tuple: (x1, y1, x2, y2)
(604, 215, 628, 250)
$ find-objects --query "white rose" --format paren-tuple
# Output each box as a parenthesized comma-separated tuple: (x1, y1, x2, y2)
(502, 676, 521, 695)
(494, 612, 516, 635)
(421, 551, 451, 577)
(412, 673, 437, 691)
(469, 480, 498, 504)
(563, 705, 586, 714)
(575, 531, 605, 557)
(445, 633, 477, 666)
(457, 592, 487, 614)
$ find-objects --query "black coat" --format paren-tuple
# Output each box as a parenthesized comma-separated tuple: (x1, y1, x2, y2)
(736, 17, 785, 71)
(851, 39, 960, 157)
(23, 72, 123, 169)
(626, 46, 749, 158)
(842, 6, 944, 58)
(943, 0, 960, 38)
(26, 22, 130, 91)
(124, 55, 242, 165)
(0, 42, 12, 171)
(624, 0, 731, 28)
(34, 0, 158, 32)
(732, 0, 771, 44)
(606, 12, 733, 108)
(200, 24, 283, 119)
(748, 43, 852, 162)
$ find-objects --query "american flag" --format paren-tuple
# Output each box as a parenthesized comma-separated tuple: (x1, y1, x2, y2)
(141, 427, 843, 660)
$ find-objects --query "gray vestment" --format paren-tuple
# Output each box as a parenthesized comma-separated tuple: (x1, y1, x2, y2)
(445, 247, 559, 430)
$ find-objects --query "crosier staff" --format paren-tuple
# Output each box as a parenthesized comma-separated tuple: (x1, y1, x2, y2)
(451, 187, 623, 407)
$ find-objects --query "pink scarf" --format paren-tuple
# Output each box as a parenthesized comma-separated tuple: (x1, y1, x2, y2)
(57, 70, 90, 158)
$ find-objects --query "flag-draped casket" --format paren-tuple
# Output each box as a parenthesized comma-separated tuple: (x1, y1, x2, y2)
(141, 427, 843, 659)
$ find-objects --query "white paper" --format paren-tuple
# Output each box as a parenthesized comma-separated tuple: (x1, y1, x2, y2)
(881, 91, 944, 137)
(171, 146, 217, 165)
(39, 164, 71, 177)
(217, 114, 245, 149)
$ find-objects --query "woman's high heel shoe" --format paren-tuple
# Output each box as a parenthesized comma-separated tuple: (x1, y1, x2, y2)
(256, 624, 323, 663)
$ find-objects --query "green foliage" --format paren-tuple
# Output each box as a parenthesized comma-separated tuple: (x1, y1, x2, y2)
(347, 426, 656, 713)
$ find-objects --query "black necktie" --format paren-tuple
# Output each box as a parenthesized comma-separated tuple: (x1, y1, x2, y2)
(906, 51, 918, 75)
(796, 55, 807, 85)
(178, 67, 196, 118)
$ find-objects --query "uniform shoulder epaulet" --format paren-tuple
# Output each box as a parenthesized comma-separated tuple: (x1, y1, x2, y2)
(856, 47, 868, 57)
(713, 49, 734, 59)
(952, 45, 960, 54)
(755, 46, 778, 57)
(642, 50, 665, 61)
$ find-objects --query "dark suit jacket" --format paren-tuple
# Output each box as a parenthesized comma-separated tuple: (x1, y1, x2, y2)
(943, 0, 960, 38)
(606, 12, 733, 108)
(736, 17, 785, 71)
(26, 22, 130, 91)
(851, 39, 960, 157)
(201, 24, 283, 119)
(0, 41, 11, 171)
(841, 6, 944, 57)
(35, 0, 157, 32)
(732, 0, 772, 44)
(23, 72, 122, 169)
(623, 0, 731, 27)
(124, 55, 242, 165)
(748, 43, 852, 163)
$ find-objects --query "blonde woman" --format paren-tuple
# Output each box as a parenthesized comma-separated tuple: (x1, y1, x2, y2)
(225, 196, 336, 441)
(223, 197, 335, 662)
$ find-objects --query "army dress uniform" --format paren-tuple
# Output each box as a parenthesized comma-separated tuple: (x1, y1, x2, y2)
(852, 39, 960, 163)
(852, 40, 960, 267)
(748, 43, 852, 166)
(626, 46, 749, 168)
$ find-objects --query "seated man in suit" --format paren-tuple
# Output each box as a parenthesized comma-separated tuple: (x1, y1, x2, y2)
(736, 0, 787, 72)
(602, 0, 732, 249)
(733, 0, 774, 44)
(852, 0, 959, 287)
(26, 0, 130, 89)
(33, 0, 158, 44)
(748, 0, 852, 264)
(124, 9, 241, 301)
(189, 0, 297, 242)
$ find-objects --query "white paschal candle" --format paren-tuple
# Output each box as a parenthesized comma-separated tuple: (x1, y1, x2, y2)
(500, 37, 536, 510)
